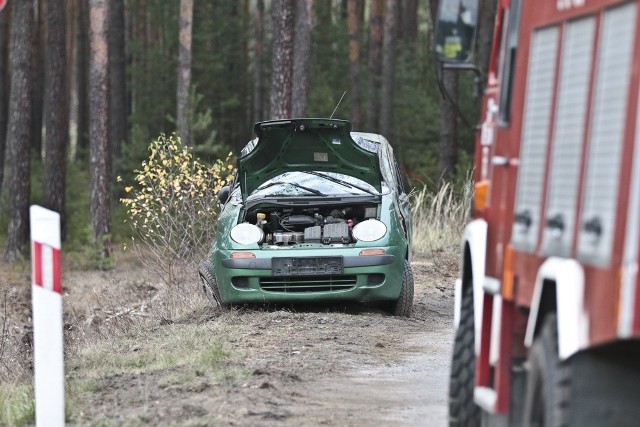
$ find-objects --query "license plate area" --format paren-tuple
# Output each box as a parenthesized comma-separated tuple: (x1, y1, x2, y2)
(272, 256, 343, 276)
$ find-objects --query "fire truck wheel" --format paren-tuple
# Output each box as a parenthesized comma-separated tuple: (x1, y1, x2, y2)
(523, 313, 570, 427)
(448, 284, 481, 427)
(198, 260, 226, 309)
(389, 261, 414, 317)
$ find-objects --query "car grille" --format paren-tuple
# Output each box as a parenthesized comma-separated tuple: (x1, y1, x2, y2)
(259, 275, 357, 293)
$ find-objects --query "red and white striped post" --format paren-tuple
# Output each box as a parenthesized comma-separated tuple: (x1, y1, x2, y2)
(30, 205, 65, 427)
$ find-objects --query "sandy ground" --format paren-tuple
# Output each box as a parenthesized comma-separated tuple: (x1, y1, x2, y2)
(1, 252, 457, 426)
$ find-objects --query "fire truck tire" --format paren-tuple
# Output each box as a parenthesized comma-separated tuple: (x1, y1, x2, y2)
(448, 284, 481, 427)
(523, 313, 570, 427)
(198, 260, 226, 309)
(389, 261, 414, 317)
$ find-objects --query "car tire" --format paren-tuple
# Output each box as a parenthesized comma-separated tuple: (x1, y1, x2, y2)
(198, 260, 225, 309)
(389, 260, 414, 317)
(523, 313, 571, 427)
(448, 284, 481, 427)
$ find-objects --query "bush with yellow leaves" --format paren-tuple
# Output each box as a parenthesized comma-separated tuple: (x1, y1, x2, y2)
(120, 134, 235, 286)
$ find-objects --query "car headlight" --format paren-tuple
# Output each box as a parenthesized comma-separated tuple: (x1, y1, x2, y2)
(352, 219, 387, 242)
(230, 223, 264, 245)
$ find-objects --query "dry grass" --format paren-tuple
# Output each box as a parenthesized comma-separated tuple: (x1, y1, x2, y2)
(410, 180, 472, 255)
(0, 260, 228, 425)
(0, 261, 34, 385)
(0, 246, 215, 425)
(0, 271, 36, 426)
(69, 320, 245, 389)
(0, 382, 35, 426)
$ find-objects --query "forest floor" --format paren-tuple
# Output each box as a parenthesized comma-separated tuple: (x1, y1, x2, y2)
(0, 250, 457, 426)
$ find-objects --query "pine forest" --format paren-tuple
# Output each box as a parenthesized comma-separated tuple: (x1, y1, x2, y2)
(0, 0, 494, 262)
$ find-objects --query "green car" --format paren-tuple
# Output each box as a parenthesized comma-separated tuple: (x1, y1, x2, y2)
(198, 118, 414, 316)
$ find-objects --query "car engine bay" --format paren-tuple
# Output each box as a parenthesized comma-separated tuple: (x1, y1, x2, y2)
(244, 204, 379, 246)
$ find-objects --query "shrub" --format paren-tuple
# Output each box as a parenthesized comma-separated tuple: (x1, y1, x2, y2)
(119, 134, 235, 286)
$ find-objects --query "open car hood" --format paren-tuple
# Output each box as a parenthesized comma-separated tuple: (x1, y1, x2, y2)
(238, 119, 382, 200)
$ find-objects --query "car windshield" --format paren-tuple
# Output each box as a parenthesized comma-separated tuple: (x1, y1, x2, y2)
(249, 171, 379, 198)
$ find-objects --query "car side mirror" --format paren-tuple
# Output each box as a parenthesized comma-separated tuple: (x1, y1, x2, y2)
(434, 0, 479, 63)
(217, 186, 230, 208)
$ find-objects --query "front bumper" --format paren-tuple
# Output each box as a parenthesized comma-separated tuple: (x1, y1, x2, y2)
(222, 254, 395, 269)
(212, 245, 405, 304)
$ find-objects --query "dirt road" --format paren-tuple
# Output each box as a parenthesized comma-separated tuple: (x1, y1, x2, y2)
(272, 255, 456, 427)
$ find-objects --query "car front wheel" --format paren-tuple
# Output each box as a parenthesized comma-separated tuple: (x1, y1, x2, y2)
(388, 260, 414, 317)
(198, 260, 225, 309)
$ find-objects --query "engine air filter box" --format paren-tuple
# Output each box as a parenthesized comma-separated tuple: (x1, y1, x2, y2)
(304, 226, 322, 243)
(323, 222, 349, 244)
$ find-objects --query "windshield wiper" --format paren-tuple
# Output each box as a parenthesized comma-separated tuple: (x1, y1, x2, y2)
(256, 181, 325, 196)
(302, 171, 378, 195)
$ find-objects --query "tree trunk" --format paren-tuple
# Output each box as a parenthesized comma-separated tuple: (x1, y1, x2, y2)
(89, 0, 111, 258)
(68, 0, 80, 159)
(269, 0, 295, 120)
(31, 0, 44, 158)
(438, 69, 458, 186)
(43, 0, 68, 236)
(0, 4, 10, 190)
(429, 1, 459, 186)
(291, 0, 312, 118)
(379, 0, 398, 137)
(366, 0, 383, 132)
(477, 0, 498, 76)
(177, 0, 193, 145)
(428, 0, 438, 32)
(400, 0, 418, 44)
(253, 0, 265, 123)
(74, 0, 90, 159)
(3, 0, 34, 262)
(346, 0, 361, 128)
(65, 0, 75, 156)
(109, 0, 126, 165)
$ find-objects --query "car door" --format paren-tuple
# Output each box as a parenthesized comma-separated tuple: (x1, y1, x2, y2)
(392, 153, 412, 246)
(381, 143, 412, 248)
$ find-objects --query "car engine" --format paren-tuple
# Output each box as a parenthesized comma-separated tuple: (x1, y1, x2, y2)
(244, 204, 378, 246)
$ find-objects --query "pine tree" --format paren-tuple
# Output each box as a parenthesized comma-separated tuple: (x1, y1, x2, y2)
(380, 0, 398, 137)
(347, 0, 361, 129)
(109, 0, 127, 164)
(367, 0, 384, 131)
(0, 4, 9, 190)
(43, 0, 68, 233)
(269, 0, 295, 119)
(291, 0, 312, 118)
(4, 0, 34, 262)
(399, 0, 418, 43)
(437, 70, 459, 185)
(253, 0, 265, 123)
(73, 0, 90, 158)
(31, 0, 45, 157)
(478, 0, 498, 76)
(177, 0, 193, 145)
(88, 0, 112, 257)
(429, 0, 459, 185)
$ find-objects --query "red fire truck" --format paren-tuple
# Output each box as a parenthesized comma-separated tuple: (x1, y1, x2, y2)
(435, 0, 640, 425)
